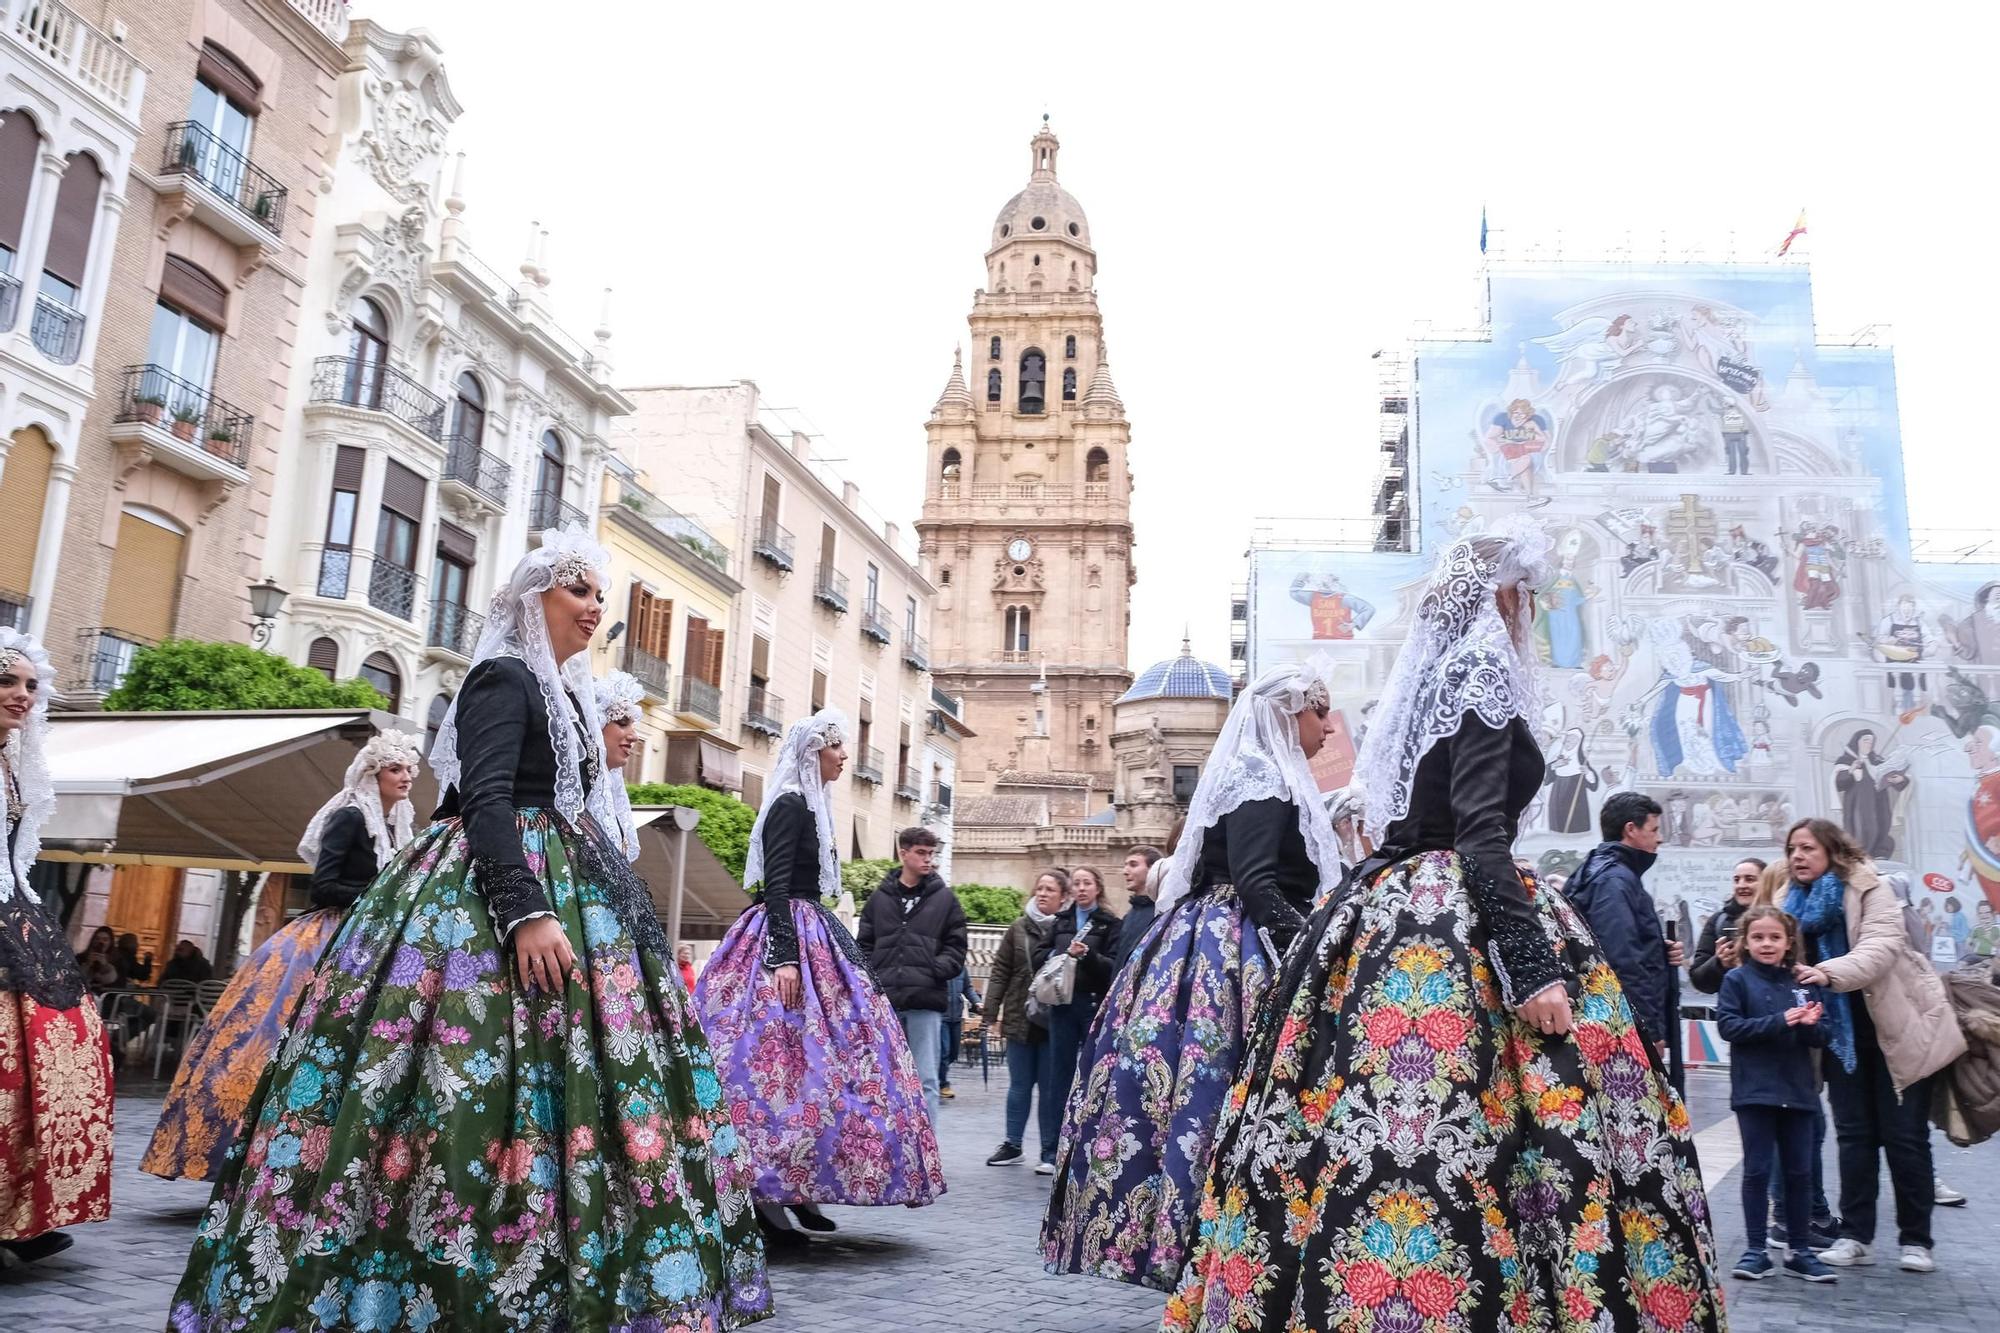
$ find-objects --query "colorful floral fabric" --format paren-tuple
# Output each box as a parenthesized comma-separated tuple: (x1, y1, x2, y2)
(1164, 850, 1723, 1333)
(166, 812, 770, 1332)
(0, 992, 112, 1239)
(142, 908, 342, 1181)
(694, 900, 945, 1207)
(1042, 886, 1272, 1290)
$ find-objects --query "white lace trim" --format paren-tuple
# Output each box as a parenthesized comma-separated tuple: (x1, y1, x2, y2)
(743, 707, 847, 903)
(297, 730, 422, 867)
(587, 670, 646, 861)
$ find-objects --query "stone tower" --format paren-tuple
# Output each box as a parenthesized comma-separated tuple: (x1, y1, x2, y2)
(917, 120, 1135, 802)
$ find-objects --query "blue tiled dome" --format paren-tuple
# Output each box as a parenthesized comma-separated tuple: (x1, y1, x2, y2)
(1119, 646, 1233, 704)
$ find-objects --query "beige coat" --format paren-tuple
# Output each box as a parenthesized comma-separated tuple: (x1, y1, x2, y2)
(1812, 862, 1967, 1091)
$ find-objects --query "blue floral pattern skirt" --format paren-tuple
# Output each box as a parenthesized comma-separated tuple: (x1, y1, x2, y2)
(165, 811, 771, 1332)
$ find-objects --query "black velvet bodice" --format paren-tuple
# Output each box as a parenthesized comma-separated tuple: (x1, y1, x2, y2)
(753, 791, 823, 969)
(308, 806, 380, 910)
(1195, 797, 1317, 952)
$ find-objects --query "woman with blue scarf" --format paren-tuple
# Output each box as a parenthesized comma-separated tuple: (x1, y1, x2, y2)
(1778, 818, 1965, 1275)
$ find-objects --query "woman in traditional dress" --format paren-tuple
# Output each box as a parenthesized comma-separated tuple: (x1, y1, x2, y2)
(141, 730, 422, 1182)
(1042, 663, 1342, 1291)
(167, 529, 770, 1331)
(0, 629, 112, 1266)
(590, 670, 645, 860)
(693, 707, 944, 1251)
(1542, 726, 1599, 836)
(1164, 520, 1725, 1333)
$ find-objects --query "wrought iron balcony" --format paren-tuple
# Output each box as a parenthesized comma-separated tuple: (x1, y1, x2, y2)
(162, 121, 286, 238)
(676, 674, 722, 725)
(368, 560, 417, 621)
(441, 432, 510, 507)
(859, 600, 893, 646)
(902, 633, 929, 673)
(113, 364, 254, 470)
(528, 490, 588, 534)
(894, 766, 923, 803)
(611, 476, 729, 574)
(623, 644, 672, 699)
(0, 590, 29, 631)
(751, 515, 794, 572)
(813, 563, 849, 613)
(316, 547, 352, 598)
(852, 746, 885, 786)
(743, 685, 784, 739)
(310, 355, 446, 442)
(30, 293, 83, 364)
(427, 601, 483, 660)
(0, 270, 17, 332)
(81, 627, 151, 694)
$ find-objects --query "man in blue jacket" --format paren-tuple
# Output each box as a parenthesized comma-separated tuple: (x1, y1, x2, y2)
(1564, 791, 1686, 1093)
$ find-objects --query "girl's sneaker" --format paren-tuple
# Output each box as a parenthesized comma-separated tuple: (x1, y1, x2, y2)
(1731, 1251, 1776, 1280)
(1785, 1253, 1838, 1283)
(1817, 1238, 1873, 1266)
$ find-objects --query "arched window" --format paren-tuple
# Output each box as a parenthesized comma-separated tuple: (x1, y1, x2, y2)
(360, 651, 401, 712)
(1018, 350, 1046, 414)
(1064, 335, 1077, 359)
(32, 153, 100, 362)
(533, 429, 566, 528)
(1062, 367, 1077, 401)
(0, 112, 40, 287)
(451, 371, 485, 448)
(306, 635, 339, 679)
(939, 447, 961, 481)
(989, 335, 1001, 360)
(986, 368, 1001, 403)
(1003, 605, 1031, 653)
(1086, 447, 1110, 482)
(344, 296, 389, 407)
(425, 692, 451, 754)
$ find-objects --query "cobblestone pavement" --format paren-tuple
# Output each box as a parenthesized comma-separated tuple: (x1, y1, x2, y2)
(1, 1066, 1993, 1331)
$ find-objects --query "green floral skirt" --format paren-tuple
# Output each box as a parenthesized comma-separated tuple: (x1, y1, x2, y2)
(166, 811, 771, 1333)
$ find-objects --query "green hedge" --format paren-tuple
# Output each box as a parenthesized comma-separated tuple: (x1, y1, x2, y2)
(103, 639, 387, 711)
(840, 858, 1023, 924)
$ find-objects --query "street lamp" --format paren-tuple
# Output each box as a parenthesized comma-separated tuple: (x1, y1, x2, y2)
(247, 577, 287, 649)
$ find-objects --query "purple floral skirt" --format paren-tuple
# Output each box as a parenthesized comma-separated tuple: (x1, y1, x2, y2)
(693, 900, 945, 1207)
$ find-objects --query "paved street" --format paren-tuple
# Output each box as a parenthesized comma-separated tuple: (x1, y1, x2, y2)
(1, 1066, 1994, 1331)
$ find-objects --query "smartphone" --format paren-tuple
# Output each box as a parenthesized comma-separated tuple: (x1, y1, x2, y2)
(1664, 920, 1678, 944)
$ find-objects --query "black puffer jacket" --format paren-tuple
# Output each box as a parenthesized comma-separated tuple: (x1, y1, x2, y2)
(858, 870, 968, 1012)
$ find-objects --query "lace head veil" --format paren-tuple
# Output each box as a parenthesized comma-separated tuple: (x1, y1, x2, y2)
(0, 628, 55, 904)
(297, 729, 423, 867)
(1350, 513, 1555, 844)
(588, 670, 645, 862)
(743, 706, 848, 903)
(430, 525, 610, 826)
(1155, 662, 1345, 917)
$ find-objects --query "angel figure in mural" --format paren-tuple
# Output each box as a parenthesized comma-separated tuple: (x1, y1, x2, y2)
(1834, 727, 1914, 860)
(1679, 304, 1771, 408)
(1788, 521, 1846, 610)
(1618, 383, 1722, 473)
(1942, 583, 2000, 664)
(1534, 313, 1643, 399)
(1541, 727, 1600, 835)
(1479, 397, 1551, 492)
(1289, 572, 1376, 640)
(1641, 622, 1750, 778)
(1534, 556, 1592, 669)
(1568, 649, 1634, 730)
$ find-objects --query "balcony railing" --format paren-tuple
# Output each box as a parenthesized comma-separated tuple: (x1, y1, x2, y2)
(3, 0, 146, 119)
(441, 432, 510, 505)
(852, 746, 885, 785)
(0, 269, 17, 332)
(743, 685, 784, 738)
(529, 490, 588, 534)
(368, 560, 417, 621)
(30, 293, 83, 364)
(859, 600, 893, 645)
(676, 674, 722, 724)
(1083, 481, 1110, 502)
(751, 515, 794, 572)
(310, 355, 446, 441)
(0, 590, 29, 631)
(902, 633, 928, 673)
(162, 121, 286, 238)
(316, 547, 352, 598)
(813, 563, 849, 613)
(285, 0, 349, 42)
(427, 601, 483, 659)
(930, 781, 953, 812)
(115, 364, 254, 467)
(623, 644, 672, 699)
(894, 766, 923, 803)
(611, 476, 730, 574)
(82, 627, 151, 694)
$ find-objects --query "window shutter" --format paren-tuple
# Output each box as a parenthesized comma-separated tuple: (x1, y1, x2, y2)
(0, 428, 54, 591)
(102, 512, 184, 640)
(196, 41, 263, 112)
(683, 614, 708, 670)
(307, 636, 340, 678)
(332, 445, 365, 491)
(0, 114, 38, 252)
(381, 460, 425, 519)
(626, 582, 645, 646)
(703, 627, 726, 687)
(158, 255, 228, 329)
(435, 521, 476, 564)
(42, 154, 102, 289)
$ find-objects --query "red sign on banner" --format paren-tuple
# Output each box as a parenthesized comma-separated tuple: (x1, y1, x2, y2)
(1923, 873, 1955, 894)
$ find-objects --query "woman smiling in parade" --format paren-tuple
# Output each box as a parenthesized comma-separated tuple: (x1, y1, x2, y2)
(1164, 519, 1724, 1332)
(1042, 662, 1341, 1290)
(167, 528, 769, 1331)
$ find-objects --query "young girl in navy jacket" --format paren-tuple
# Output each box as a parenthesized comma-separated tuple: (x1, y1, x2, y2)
(1717, 904, 1838, 1283)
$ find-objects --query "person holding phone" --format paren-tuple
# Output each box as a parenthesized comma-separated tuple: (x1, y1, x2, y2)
(1690, 858, 1767, 993)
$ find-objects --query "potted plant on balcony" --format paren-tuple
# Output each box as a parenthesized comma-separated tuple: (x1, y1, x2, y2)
(170, 405, 201, 442)
(135, 391, 167, 427)
(252, 192, 277, 226)
(205, 423, 237, 458)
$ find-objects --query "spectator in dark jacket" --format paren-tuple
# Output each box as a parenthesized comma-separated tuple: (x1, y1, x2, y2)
(1565, 791, 1685, 1091)
(1032, 864, 1120, 1169)
(858, 826, 968, 1122)
(1113, 843, 1167, 972)
(1688, 857, 1765, 994)
(160, 940, 213, 986)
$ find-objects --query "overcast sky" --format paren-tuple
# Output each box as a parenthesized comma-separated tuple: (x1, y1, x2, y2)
(361, 0, 1998, 666)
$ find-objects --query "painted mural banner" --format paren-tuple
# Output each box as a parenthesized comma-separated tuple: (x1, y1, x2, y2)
(1249, 261, 2000, 959)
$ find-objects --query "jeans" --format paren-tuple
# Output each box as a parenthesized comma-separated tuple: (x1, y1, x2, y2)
(940, 1018, 962, 1088)
(898, 1008, 943, 1124)
(1765, 1096, 1834, 1227)
(1739, 1105, 1815, 1252)
(1005, 1037, 1059, 1156)
(1047, 1001, 1094, 1159)
(1826, 1011, 1934, 1249)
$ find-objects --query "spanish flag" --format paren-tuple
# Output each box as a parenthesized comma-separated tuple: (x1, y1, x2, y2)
(1777, 209, 1807, 257)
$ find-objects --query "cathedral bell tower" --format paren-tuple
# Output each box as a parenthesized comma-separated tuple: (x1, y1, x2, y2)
(917, 119, 1135, 798)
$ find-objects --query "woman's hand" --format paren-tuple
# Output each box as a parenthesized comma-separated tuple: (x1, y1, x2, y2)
(1067, 938, 1088, 959)
(512, 916, 575, 994)
(1517, 986, 1572, 1038)
(1793, 963, 1830, 987)
(773, 964, 803, 1010)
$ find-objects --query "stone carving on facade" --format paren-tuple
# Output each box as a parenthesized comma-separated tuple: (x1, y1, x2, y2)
(993, 551, 1046, 594)
(546, 383, 585, 430)
(358, 75, 448, 209)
